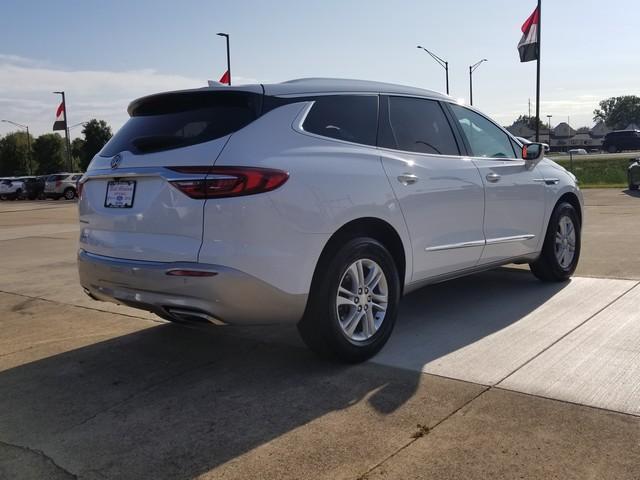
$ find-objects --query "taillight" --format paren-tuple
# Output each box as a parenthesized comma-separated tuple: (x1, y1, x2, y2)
(168, 166, 289, 199)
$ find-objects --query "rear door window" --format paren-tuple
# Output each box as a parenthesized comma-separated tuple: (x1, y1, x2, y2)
(100, 91, 262, 156)
(302, 95, 378, 146)
(449, 104, 516, 159)
(379, 96, 460, 155)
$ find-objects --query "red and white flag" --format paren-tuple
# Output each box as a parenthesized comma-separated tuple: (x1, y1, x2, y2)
(53, 101, 66, 131)
(518, 6, 539, 63)
(219, 70, 230, 85)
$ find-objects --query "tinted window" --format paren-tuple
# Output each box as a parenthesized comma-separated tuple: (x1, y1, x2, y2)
(379, 97, 459, 155)
(302, 95, 378, 146)
(47, 174, 67, 181)
(101, 91, 261, 156)
(450, 104, 516, 159)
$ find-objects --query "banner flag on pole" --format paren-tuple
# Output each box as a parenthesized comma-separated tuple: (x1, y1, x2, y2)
(219, 70, 230, 85)
(518, 6, 540, 62)
(53, 102, 66, 131)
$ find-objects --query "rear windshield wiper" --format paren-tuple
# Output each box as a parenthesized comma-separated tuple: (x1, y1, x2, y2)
(131, 135, 186, 153)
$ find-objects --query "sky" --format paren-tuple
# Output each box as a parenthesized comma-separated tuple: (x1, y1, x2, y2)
(1, 0, 639, 138)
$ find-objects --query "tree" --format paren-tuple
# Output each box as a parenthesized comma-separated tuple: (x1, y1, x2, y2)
(71, 137, 86, 171)
(80, 119, 112, 170)
(0, 131, 32, 176)
(509, 115, 545, 131)
(593, 96, 640, 130)
(33, 133, 65, 175)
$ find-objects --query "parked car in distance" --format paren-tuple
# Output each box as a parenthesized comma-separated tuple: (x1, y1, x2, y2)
(44, 173, 83, 200)
(78, 78, 583, 362)
(602, 130, 640, 153)
(568, 148, 588, 155)
(0, 178, 26, 200)
(629, 157, 640, 191)
(515, 136, 550, 152)
(23, 176, 47, 200)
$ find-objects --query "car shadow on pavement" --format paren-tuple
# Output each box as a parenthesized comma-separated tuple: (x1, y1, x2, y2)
(622, 189, 640, 198)
(0, 269, 568, 479)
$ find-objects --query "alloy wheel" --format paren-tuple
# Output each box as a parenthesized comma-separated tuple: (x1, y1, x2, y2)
(336, 258, 388, 342)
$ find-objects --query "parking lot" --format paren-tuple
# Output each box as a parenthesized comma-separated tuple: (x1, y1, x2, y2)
(1, 190, 639, 479)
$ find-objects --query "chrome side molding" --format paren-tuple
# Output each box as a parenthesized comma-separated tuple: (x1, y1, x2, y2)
(426, 234, 535, 252)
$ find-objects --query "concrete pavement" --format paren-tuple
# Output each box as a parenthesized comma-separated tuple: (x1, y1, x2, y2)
(1, 190, 639, 479)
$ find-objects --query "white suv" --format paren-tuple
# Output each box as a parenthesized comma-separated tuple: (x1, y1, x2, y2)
(78, 79, 583, 362)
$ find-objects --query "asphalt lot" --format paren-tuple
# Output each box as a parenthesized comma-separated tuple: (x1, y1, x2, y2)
(1, 190, 639, 479)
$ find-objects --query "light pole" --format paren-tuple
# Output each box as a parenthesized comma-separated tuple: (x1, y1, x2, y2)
(2, 119, 32, 175)
(68, 121, 88, 131)
(468, 59, 487, 106)
(416, 45, 449, 95)
(547, 115, 553, 149)
(217, 32, 231, 85)
(53, 91, 73, 172)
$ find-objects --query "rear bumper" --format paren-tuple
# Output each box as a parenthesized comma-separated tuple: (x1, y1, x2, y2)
(78, 249, 307, 325)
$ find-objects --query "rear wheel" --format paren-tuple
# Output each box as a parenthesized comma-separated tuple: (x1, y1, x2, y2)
(63, 188, 76, 200)
(530, 202, 581, 282)
(298, 237, 400, 363)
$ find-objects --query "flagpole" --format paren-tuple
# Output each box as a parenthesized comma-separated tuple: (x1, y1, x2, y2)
(535, 0, 541, 142)
(54, 91, 73, 171)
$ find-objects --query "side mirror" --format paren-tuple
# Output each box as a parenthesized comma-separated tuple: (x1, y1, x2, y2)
(522, 143, 544, 161)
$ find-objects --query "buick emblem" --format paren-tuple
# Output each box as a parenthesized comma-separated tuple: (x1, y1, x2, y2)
(110, 154, 122, 169)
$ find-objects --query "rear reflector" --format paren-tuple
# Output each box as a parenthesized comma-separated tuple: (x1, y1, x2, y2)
(168, 166, 288, 199)
(166, 269, 218, 277)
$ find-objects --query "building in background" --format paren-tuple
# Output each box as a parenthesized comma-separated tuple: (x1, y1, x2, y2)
(507, 120, 614, 152)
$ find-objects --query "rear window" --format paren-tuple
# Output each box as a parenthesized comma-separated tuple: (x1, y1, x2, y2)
(302, 95, 378, 146)
(100, 91, 262, 156)
(47, 174, 67, 181)
(379, 96, 459, 155)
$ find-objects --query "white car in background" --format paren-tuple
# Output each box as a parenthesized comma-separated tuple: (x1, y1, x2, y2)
(44, 173, 83, 200)
(78, 79, 583, 362)
(0, 178, 26, 200)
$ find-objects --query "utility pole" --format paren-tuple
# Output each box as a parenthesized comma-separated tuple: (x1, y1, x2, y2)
(1, 120, 31, 174)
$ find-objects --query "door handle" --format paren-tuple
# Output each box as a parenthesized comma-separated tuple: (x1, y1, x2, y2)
(397, 173, 418, 185)
(486, 172, 501, 183)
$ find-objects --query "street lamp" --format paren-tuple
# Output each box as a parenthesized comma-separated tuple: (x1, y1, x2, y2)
(68, 121, 88, 131)
(217, 32, 231, 85)
(1, 119, 32, 175)
(416, 45, 449, 95)
(547, 115, 553, 148)
(468, 59, 487, 106)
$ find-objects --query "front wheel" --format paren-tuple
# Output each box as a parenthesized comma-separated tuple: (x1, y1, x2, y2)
(298, 237, 400, 363)
(530, 202, 581, 282)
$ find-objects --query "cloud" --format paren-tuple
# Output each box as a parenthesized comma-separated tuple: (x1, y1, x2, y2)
(0, 54, 257, 137)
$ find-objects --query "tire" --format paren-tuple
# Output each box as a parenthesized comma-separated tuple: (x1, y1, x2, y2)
(530, 202, 581, 282)
(297, 237, 401, 363)
(63, 188, 76, 200)
(607, 145, 617, 153)
(630, 183, 639, 191)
